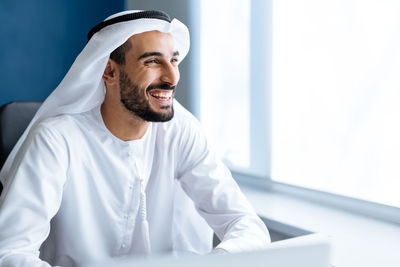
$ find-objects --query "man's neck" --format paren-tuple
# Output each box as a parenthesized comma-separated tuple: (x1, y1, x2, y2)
(100, 101, 149, 141)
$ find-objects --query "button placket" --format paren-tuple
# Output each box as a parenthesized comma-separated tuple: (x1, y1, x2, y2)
(119, 147, 138, 253)
(127, 148, 135, 192)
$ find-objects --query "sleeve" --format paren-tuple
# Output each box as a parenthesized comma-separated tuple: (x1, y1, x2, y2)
(176, 120, 271, 253)
(0, 124, 68, 267)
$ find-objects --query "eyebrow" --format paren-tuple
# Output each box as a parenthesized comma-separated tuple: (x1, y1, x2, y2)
(137, 51, 180, 61)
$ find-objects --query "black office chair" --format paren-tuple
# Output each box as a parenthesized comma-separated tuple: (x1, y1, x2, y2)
(0, 101, 42, 195)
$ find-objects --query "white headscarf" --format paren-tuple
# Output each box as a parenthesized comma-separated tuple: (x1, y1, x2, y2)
(0, 10, 190, 186)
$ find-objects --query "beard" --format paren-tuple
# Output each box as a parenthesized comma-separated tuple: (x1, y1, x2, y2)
(119, 70, 174, 122)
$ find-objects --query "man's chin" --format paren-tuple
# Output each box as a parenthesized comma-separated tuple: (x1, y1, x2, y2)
(159, 104, 172, 110)
(121, 99, 175, 122)
(155, 109, 174, 122)
(141, 105, 174, 122)
(146, 104, 173, 121)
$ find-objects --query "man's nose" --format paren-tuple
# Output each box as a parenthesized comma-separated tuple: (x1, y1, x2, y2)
(160, 63, 180, 86)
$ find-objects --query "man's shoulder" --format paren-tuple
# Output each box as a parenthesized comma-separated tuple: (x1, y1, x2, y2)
(30, 112, 86, 139)
(39, 112, 79, 128)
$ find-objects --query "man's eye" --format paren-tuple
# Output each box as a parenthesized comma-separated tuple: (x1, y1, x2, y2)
(171, 58, 179, 63)
(145, 59, 159, 64)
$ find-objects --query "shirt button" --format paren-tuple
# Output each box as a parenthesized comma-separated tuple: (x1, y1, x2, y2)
(124, 214, 128, 219)
(128, 184, 133, 190)
(121, 243, 126, 248)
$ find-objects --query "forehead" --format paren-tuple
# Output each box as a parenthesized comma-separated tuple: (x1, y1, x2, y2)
(127, 30, 176, 56)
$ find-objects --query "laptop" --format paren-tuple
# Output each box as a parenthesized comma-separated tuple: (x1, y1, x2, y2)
(84, 233, 331, 267)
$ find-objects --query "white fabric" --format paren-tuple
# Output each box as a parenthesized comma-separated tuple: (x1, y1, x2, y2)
(0, 10, 190, 186)
(0, 102, 270, 267)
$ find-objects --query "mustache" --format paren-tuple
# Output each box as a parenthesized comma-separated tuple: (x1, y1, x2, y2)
(146, 83, 176, 92)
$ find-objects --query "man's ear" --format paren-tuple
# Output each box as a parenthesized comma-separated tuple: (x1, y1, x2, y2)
(102, 59, 118, 85)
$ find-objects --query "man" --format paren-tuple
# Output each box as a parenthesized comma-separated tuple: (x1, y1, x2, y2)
(0, 10, 270, 267)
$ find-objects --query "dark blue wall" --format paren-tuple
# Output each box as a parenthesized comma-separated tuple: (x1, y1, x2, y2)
(0, 0, 124, 105)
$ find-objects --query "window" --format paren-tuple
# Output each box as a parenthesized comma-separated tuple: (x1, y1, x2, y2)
(198, 0, 251, 171)
(272, 0, 400, 208)
(196, 0, 400, 208)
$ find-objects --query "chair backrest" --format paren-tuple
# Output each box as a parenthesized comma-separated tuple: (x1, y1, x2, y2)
(0, 101, 42, 194)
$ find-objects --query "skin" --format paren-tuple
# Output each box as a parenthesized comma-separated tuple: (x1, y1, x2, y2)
(101, 30, 180, 141)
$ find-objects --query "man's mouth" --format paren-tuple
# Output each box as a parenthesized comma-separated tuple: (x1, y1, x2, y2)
(148, 89, 174, 103)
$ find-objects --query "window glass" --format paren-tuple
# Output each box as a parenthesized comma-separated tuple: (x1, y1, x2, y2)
(272, 0, 400, 207)
(199, 0, 251, 169)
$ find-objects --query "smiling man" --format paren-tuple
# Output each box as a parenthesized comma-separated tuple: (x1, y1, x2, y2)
(0, 10, 270, 267)
(101, 30, 179, 141)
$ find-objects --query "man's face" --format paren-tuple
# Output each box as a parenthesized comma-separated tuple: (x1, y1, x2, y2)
(118, 31, 180, 122)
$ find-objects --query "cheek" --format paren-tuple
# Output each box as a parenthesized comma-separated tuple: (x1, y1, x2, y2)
(128, 72, 152, 91)
(138, 69, 160, 85)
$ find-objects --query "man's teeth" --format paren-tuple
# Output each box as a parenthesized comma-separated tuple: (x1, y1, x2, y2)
(149, 91, 173, 99)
